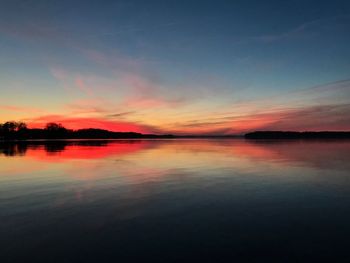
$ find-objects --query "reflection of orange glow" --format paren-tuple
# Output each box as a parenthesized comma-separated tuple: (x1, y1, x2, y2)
(131, 139, 350, 170)
(1, 138, 350, 205)
(26, 141, 152, 161)
(229, 142, 281, 160)
(2, 139, 350, 183)
(230, 140, 350, 169)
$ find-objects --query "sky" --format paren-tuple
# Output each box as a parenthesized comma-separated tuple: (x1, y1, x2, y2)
(0, 0, 350, 135)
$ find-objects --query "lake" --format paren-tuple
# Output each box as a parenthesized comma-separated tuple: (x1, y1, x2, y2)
(1, 139, 350, 262)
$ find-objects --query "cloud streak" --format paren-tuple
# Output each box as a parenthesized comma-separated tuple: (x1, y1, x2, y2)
(170, 103, 350, 135)
(230, 15, 350, 45)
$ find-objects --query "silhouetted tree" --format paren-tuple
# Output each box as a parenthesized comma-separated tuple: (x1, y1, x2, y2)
(45, 122, 69, 138)
(3, 121, 17, 132)
(45, 122, 65, 131)
(0, 121, 29, 139)
(16, 122, 28, 139)
(17, 122, 27, 130)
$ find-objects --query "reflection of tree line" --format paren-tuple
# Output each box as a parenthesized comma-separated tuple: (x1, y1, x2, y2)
(0, 142, 67, 156)
(0, 140, 147, 157)
(0, 121, 173, 140)
(1, 143, 29, 156)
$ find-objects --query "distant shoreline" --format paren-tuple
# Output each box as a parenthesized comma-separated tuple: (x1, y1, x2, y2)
(244, 131, 350, 139)
(2, 120, 350, 141)
(2, 132, 350, 142)
(0, 135, 243, 142)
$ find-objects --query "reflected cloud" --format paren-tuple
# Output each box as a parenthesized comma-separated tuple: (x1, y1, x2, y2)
(240, 139, 350, 171)
(1, 139, 350, 181)
(1, 139, 350, 209)
(0, 140, 153, 160)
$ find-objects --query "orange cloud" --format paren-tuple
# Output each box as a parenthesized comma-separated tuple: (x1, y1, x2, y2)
(0, 105, 44, 114)
(122, 97, 185, 109)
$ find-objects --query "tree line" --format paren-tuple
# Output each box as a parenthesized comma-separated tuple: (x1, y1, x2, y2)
(0, 121, 173, 140)
(0, 121, 69, 139)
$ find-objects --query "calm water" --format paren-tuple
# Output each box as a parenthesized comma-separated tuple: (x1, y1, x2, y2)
(1, 139, 350, 262)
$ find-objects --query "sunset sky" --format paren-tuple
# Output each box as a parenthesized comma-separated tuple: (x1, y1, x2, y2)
(1, 0, 350, 135)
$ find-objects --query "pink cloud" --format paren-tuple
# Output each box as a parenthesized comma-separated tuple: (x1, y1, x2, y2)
(50, 67, 96, 96)
(74, 76, 94, 96)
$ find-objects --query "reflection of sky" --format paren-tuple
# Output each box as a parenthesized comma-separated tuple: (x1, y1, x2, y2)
(1, 140, 350, 182)
(2, 140, 350, 262)
(0, 0, 350, 134)
(1, 139, 350, 230)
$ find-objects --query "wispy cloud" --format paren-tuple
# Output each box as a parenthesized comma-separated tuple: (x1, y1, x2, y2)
(106, 111, 136, 118)
(50, 64, 190, 112)
(232, 15, 350, 44)
(0, 105, 44, 114)
(87, 21, 182, 38)
(164, 79, 350, 135)
(173, 103, 350, 135)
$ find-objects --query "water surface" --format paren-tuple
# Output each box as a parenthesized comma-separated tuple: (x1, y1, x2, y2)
(1, 139, 350, 262)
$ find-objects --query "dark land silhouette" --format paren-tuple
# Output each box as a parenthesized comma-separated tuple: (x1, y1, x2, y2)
(2, 121, 350, 141)
(0, 121, 173, 140)
(245, 131, 350, 139)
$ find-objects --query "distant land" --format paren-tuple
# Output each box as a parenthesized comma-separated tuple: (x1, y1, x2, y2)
(1, 121, 350, 140)
(245, 131, 350, 139)
(0, 121, 173, 140)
